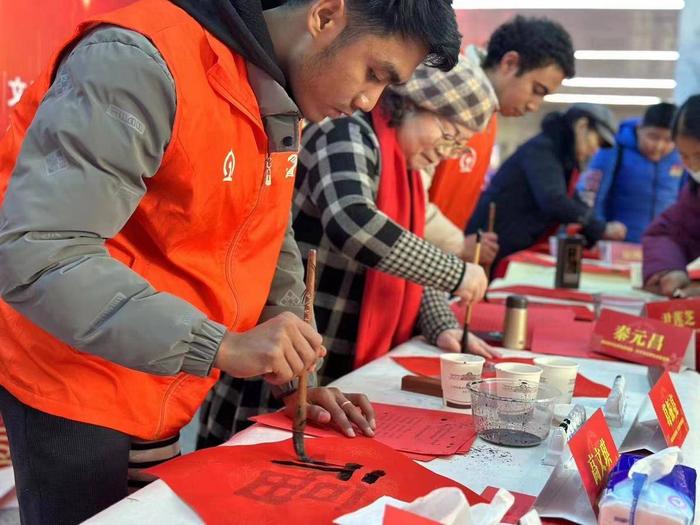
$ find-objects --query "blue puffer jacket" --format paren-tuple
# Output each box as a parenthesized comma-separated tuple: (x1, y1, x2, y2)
(577, 118, 684, 242)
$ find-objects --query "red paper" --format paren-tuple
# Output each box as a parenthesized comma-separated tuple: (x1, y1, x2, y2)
(383, 505, 440, 525)
(147, 437, 485, 525)
(648, 371, 689, 447)
(251, 403, 476, 456)
(573, 374, 611, 398)
(592, 309, 694, 372)
(568, 409, 620, 507)
(451, 302, 576, 347)
(392, 356, 610, 398)
(392, 356, 441, 378)
(530, 320, 608, 360)
(481, 486, 536, 524)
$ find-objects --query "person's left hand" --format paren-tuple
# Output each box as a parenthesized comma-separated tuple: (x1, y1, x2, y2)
(282, 387, 376, 438)
(435, 328, 494, 358)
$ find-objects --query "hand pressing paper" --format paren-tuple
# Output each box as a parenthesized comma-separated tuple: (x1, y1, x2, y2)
(147, 437, 485, 525)
(251, 403, 477, 457)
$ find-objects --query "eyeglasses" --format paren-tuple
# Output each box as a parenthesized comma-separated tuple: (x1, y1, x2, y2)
(434, 115, 472, 158)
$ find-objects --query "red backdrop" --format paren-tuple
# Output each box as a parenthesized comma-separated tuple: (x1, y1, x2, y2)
(0, 0, 136, 130)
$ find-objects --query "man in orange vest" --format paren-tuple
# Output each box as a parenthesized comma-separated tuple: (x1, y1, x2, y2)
(0, 0, 462, 522)
(426, 16, 576, 264)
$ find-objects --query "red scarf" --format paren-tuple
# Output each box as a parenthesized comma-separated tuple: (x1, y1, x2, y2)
(354, 109, 426, 369)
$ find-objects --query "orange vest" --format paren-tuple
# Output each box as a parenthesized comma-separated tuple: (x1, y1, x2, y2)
(429, 115, 498, 231)
(0, 0, 296, 439)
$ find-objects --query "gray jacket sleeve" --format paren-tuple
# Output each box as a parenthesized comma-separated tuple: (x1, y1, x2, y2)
(0, 27, 226, 377)
(260, 214, 320, 393)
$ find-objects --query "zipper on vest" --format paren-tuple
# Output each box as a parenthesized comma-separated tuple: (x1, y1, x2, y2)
(264, 154, 272, 186)
(224, 146, 273, 325)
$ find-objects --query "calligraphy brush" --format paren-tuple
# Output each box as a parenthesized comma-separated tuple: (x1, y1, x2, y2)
(487, 202, 496, 234)
(293, 249, 317, 462)
(461, 231, 482, 353)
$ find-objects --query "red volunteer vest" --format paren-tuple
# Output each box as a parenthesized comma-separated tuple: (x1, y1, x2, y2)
(0, 0, 296, 439)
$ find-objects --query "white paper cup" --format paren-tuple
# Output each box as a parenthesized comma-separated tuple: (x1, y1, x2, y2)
(533, 357, 578, 403)
(494, 363, 543, 383)
(494, 363, 543, 405)
(440, 353, 485, 408)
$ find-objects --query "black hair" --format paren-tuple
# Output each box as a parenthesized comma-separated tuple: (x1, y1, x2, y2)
(642, 102, 677, 129)
(379, 92, 414, 127)
(284, 0, 461, 71)
(482, 16, 575, 78)
(672, 95, 700, 141)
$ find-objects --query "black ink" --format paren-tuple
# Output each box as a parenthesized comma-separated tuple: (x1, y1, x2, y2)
(271, 460, 363, 481)
(361, 470, 386, 484)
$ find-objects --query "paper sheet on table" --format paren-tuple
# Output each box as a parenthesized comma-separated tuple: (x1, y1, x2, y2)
(530, 321, 615, 361)
(148, 437, 485, 525)
(251, 402, 477, 456)
(392, 357, 611, 398)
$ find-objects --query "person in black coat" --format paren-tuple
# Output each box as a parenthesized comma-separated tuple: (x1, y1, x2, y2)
(467, 103, 627, 271)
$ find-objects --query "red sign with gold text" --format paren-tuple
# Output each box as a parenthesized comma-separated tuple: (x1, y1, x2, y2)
(648, 371, 689, 447)
(568, 409, 620, 507)
(646, 298, 700, 369)
(592, 309, 695, 372)
(598, 241, 642, 265)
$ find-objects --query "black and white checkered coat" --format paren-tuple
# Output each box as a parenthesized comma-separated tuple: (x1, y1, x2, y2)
(293, 113, 465, 383)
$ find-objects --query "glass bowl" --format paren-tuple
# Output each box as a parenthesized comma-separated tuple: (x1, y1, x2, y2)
(468, 378, 560, 447)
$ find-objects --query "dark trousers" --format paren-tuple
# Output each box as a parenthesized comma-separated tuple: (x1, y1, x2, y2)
(0, 387, 131, 525)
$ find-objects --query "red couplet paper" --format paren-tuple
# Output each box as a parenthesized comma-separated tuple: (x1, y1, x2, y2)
(251, 403, 476, 456)
(529, 320, 607, 360)
(147, 437, 484, 525)
(481, 486, 536, 524)
(648, 371, 689, 447)
(592, 309, 694, 372)
(568, 409, 620, 507)
(391, 356, 611, 398)
(383, 505, 440, 525)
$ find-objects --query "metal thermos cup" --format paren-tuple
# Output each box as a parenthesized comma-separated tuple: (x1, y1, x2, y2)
(502, 295, 528, 349)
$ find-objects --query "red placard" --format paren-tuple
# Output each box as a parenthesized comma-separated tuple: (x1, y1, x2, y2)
(646, 298, 700, 369)
(568, 409, 620, 507)
(598, 241, 642, 265)
(592, 309, 694, 372)
(648, 371, 689, 447)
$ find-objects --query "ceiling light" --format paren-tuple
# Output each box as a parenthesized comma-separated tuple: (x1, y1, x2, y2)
(563, 77, 677, 89)
(575, 50, 680, 61)
(453, 0, 683, 9)
(544, 94, 663, 106)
